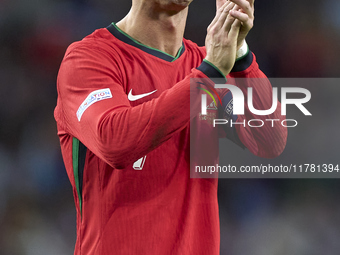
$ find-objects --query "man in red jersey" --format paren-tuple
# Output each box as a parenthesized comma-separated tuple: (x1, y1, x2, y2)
(55, 0, 287, 254)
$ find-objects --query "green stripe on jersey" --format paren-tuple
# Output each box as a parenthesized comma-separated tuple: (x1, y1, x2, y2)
(72, 137, 82, 217)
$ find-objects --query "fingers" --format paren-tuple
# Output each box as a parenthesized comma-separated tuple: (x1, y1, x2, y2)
(216, 0, 227, 10)
(216, 3, 237, 30)
(221, 4, 238, 33)
(228, 0, 254, 18)
(210, 1, 229, 27)
(229, 9, 253, 30)
(209, 1, 233, 29)
(228, 19, 242, 41)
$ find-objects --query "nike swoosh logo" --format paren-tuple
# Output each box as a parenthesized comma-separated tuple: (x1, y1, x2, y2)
(128, 89, 157, 101)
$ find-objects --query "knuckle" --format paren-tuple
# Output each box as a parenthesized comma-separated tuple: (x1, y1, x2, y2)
(210, 27, 217, 34)
(248, 20, 254, 28)
(244, 1, 251, 11)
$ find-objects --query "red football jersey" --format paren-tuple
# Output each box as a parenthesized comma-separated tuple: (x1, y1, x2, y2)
(54, 23, 287, 255)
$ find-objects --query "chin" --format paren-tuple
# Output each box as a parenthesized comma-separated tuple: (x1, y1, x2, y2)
(175, 0, 193, 5)
(160, 0, 193, 7)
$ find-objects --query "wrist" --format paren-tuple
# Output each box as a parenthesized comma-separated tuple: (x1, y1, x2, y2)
(203, 58, 230, 77)
(236, 40, 249, 61)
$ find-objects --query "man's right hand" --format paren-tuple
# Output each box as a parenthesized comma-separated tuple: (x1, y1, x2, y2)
(204, 2, 241, 76)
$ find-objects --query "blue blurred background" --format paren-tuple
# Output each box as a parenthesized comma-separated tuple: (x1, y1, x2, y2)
(1, 0, 340, 254)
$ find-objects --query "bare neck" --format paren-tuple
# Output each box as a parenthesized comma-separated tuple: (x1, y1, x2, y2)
(116, 2, 189, 57)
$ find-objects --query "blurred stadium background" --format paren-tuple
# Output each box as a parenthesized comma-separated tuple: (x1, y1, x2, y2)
(1, 0, 340, 254)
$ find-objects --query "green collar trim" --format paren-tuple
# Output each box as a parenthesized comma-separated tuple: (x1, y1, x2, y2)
(107, 22, 185, 62)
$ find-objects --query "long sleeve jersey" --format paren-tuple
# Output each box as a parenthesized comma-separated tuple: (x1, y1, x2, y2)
(54, 23, 287, 255)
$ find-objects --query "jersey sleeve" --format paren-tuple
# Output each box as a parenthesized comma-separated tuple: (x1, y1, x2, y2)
(55, 45, 214, 169)
(226, 52, 288, 158)
(195, 45, 287, 158)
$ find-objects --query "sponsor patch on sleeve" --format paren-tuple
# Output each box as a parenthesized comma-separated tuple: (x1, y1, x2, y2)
(76, 88, 112, 121)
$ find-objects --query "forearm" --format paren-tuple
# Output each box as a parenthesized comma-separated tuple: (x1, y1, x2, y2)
(228, 54, 287, 158)
(90, 71, 203, 168)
